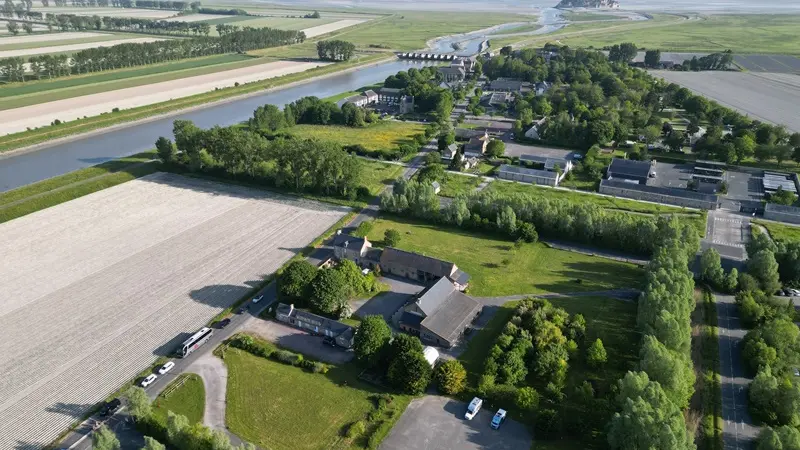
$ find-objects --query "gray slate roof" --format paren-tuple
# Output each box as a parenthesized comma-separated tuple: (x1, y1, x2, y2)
(608, 158, 652, 180)
(380, 247, 456, 279)
(498, 164, 558, 180)
(488, 79, 526, 91)
(275, 303, 353, 336)
(416, 278, 481, 343)
(600, 179, 719, 202)
(332, 234, 368, 250)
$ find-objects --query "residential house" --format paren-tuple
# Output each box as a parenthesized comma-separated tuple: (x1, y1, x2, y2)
(488, 92, 511, 107)
(606, 158, 654, 185)
(399, 95, 415, 114)
(336, 94, 369, 108)
(363, 90, 378, 103)
(535, 81, 550, 96)
(464, 136, 488, 158)
(377, 87, 404, 103)
(332, 233, 373, 266)
(524, 117, 547, 140)
(463, 156, 480, 170)
(275, 303, 355, 348)
(455, 128, 489, 141)
(497, 164, 560, 187)
(379, 247, 470, 290)
(442, 143, 459, 160)
(398, 277, 481, 348)
(689, 126, 708, 146)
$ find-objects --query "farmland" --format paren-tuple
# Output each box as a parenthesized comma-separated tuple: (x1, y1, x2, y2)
(364, 216, 644, 297)
(0, 36, 166, 58)
(0, 60, 327, 135)
(651, 70, 800, 132)
(0, 172, 348, 448)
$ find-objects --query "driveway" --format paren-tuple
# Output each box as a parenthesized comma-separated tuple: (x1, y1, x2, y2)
(352, 275, 425, 323)
(241, 317, 353, 365)
(380, 396, 532, 450)
(187, 354, 228, 431)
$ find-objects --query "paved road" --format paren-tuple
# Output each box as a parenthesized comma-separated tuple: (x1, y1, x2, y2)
(716, 293, 760, 449)
(188, 354, 228, 432)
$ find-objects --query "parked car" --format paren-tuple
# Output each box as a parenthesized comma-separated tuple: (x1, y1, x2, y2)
(323, 336, 337, 347)
(790, 289, 800, 297)
(158, 361, 175, 375)
(252, 295, 264, 304)
(465, 397, 482, 420)
(216, 318, 231, 329)
(490, 409, 507, 430)
(794, 368, 800, 377)
(140, 374, 158, 388)
(99, 398, 121, 417)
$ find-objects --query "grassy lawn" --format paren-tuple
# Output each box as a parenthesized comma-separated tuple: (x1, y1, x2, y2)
(0, 53, 391, 153)
(0, 54, 258, 110)
(152, 374, 205, 425)
(458, 295, 639, 449)
(224, 345, 411, 450)
(753, 219, 800, 243)
(556, 14, 800, 55)
(486, 180, 700, 215)
(437, 172, 482, 198)
(359, 160, 405, 196)
(285, 121, 425, 157)
(365, 216, 644, 297)
(333, 11, 524, 51)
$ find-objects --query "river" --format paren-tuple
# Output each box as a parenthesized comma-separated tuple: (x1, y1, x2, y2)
(0, 9, 572, 192)
(0, 60, 435, 192)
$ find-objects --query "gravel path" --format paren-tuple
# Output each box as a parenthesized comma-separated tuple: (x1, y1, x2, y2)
(0, 172, 348, 449)
(187, 355, 228, 431)
(0, 60, 327, 135)
(0, 37, 165, 58)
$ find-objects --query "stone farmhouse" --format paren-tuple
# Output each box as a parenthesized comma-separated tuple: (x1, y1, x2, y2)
(275, 303, 355, 348)
(398, 277, 481, 348)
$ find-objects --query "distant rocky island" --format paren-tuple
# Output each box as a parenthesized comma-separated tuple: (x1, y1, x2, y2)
(555, 0, 619, 8)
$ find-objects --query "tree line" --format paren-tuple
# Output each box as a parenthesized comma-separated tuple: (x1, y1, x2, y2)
(197, 6, 246, 15)
(29, 12, 212, 35)
(382, 65, 454, 119)
(316, 40, 356, 61)
(0, 27, 303, 82)
(156, 117, 368, 201)
(607, 215, 700, 450)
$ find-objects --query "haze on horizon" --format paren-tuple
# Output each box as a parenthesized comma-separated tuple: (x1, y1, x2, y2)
(252, 0, 800, 13)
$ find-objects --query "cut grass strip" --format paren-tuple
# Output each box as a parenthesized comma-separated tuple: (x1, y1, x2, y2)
(0, 53, 391, 153)
(152, 373, 205, 425)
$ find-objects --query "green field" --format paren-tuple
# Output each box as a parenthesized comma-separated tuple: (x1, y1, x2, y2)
(333, 11, 524, 51)
(206, 16, 339, 36)
(286, 121, 425, 157)
(563, 11, 621, 22)
(365, 216, 644, 297)
(359, 160, 405, 195)
(152, 374, 205, 425)
(550, 14, 800, 55)
(0, 54, 259, 110)
(753, 220, 800, 243)
(224, 346, 411, 450)
(436, 172, 482, 198)
(0, 32, 144, 52)
(459, 295, 639, 449)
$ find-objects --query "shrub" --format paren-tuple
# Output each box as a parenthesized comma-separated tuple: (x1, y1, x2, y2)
(112, 107, 120, 113)
(353, 221, 374, 237)
(273, 349, 303, 366)
(346, 420, 366, 439)
(434, 360, 467, 395)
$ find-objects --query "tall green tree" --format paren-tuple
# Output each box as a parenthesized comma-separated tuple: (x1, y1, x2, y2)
(278, 260, 317, 303)
(309, 268, 348, 316)
(747, 249, 781, 294)
(699, 248, 724, 287)
(92, 425, 121, 450)
(434, 360, 467, 394)
(353, 315, 391, 367)
(140, 437, 166, 450)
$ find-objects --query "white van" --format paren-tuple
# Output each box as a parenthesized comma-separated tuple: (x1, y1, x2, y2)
(465, 397, 483, 420)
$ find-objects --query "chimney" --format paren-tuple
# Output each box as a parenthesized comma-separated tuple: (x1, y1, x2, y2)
(289, 304, 295, 315)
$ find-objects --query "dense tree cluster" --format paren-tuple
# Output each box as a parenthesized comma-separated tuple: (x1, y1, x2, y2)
(197, 6, 247, 15)
(757, 425, 800, 449)
(680, 51, 734, 71)
(158, 118, 367, 200)
(0, 27, 303, 82)
(383, 66, 454, 118)
(125, 386, 256, 450)
(607, 216, 698, 449)
(32, 13, 211, 35)
(276, 259, 381, 318)
(354, 318, 432, 394)
(2, 0, 197, 11)
(316, 40, 356, 61)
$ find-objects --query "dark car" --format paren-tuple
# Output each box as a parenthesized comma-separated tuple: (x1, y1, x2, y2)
(236, 307, 246, 314)
(216, 318, 231, 329)
(323, 336, 337, 347)
(99, 398, 121, 417)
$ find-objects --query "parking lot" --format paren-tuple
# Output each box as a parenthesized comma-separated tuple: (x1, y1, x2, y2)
(380, 396, 532, 450)
(241, 318, 353, 365)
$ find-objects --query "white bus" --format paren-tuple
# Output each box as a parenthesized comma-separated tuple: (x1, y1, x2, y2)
(178, 327, 213, 358)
